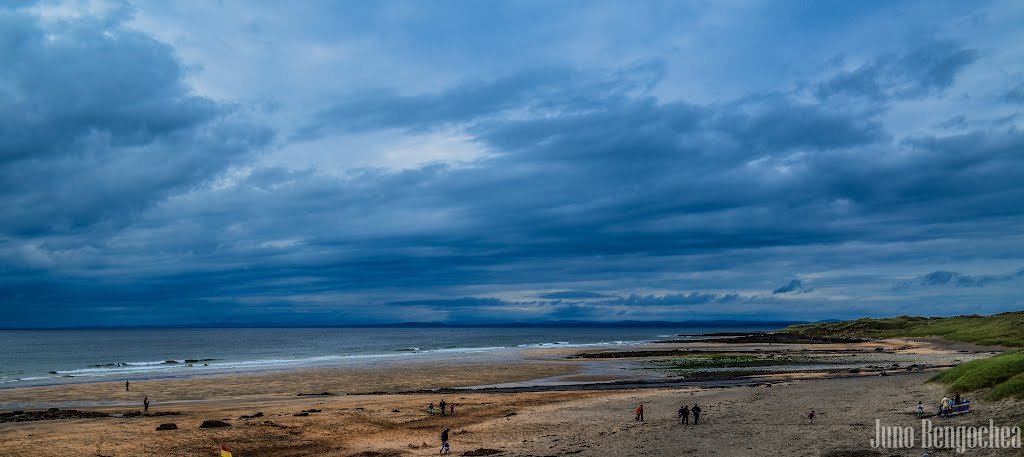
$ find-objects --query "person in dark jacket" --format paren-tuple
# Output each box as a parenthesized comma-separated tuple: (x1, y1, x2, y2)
(440, 428, 451, 455)
(692, 404, 701, 424)
(680, 405, 689, 425)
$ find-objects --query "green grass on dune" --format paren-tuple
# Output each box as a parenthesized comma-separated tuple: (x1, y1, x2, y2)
(786, 311, 1024, 347)
(929, 351, 1024, 400)
(788, 312, 1024, 400)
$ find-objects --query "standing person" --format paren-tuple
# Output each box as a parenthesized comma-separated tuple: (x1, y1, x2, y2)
(940, 396, 950, 417)
(807, 410, 815, 423)
(449, 402, 454, 415)
(917, 402, 924, 418)
(635, 403, 644, 421)
(125, 380, 130, 392)
(143, 396, 150, 412)
(680, 405, 689, 425)
(692, 404, 701, 424)
(429, 402, 435, 416)
(953, 392, 961, 406)
(440, 399, 447, 416)
(440, 427, 450, 455)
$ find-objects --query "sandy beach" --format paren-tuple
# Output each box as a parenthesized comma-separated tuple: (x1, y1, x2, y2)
(2, 338, 1021, 456)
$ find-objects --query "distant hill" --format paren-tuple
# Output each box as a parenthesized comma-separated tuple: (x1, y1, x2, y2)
(785, 311, 1024, 347)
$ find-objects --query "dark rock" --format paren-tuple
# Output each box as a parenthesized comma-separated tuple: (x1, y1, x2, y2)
(123, 411, 142, 418)
(150, 411, 181, 417)
(391, 409, 401, 413)
(155, 423, 177, 431)
(300, 409, 321, 413)
(163, 360, 179, 364)
(462, 449, 504, 456)
(296, 392, 334, 396)
(292, 412, 309, 417)
(239, 412, 264, 419)
(199, 419, 232, 428)
(0, 409, 110, 423)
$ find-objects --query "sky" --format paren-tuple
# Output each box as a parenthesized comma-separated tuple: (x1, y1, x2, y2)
(1, 0, 1023, 327)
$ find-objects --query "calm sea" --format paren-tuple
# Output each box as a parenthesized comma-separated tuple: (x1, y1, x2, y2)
(0, 325, 776, 388)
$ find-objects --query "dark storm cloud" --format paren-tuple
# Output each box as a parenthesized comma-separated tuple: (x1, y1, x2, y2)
(2, 2, 1023, 326)
(0, 7, 272, 236)
(897, 267, 1024, 289)
(816, 41, 980, 101)
(773, 279, 810, 294)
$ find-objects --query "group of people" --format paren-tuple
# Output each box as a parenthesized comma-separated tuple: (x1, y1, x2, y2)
(429, 400, 455, 416)
(938, 392, 964, 417)
(677, 404, 701, 424)
(631, 403, 702, 424)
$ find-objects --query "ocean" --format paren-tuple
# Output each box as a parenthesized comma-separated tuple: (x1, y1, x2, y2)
(0, 325, 777, 389)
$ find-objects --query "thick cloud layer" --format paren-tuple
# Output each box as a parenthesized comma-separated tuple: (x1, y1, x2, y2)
(1, 1, 1022, 326)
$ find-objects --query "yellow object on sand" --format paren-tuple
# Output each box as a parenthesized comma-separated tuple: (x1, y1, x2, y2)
(220, 445, 233, 457)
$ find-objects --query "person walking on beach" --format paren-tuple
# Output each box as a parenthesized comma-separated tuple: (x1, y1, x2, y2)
(680, 405, 689, 425)
(143, 396, 150, 412)
(449, 403, 454, 415)
(917, 402, 924, 418)
(429, 402, 435, 416)
(635, 403, 644, 421)
(125, 380, 130, 392)
(807, 410, 815, 423)
(440, 399, 447, 416)
(692, 404, 701, 424)
(440, 427, 451, 455)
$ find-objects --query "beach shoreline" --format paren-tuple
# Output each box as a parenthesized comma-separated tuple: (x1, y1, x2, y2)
(1, 337, 1020, 456)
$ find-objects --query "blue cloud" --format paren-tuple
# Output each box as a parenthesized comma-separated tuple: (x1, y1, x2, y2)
(1, 1, 1023, 326)
(773, 280, 809, 294)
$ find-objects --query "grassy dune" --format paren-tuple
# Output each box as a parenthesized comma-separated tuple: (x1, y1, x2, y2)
(929, 351, 1024, 400)
(786, 311, 1024, 400)
(786, 311, 1024, 347)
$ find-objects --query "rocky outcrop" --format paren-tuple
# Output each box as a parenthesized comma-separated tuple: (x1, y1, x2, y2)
(155, 423, 177, 431)
(0, 409, 110, 423)
(199, 419, 232, 428)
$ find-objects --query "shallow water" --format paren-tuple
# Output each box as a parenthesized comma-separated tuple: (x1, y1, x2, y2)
(0, 325, 771, 388)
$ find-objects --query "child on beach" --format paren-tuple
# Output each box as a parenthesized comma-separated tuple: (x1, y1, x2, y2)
(807, 410, 815, 423)
(635, 403, 644, 421)
(429, 403, 435, 416)
(917, 402, 924, 418)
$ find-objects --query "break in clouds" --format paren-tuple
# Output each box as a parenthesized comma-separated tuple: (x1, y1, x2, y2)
(1, 1, 1023, 326)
